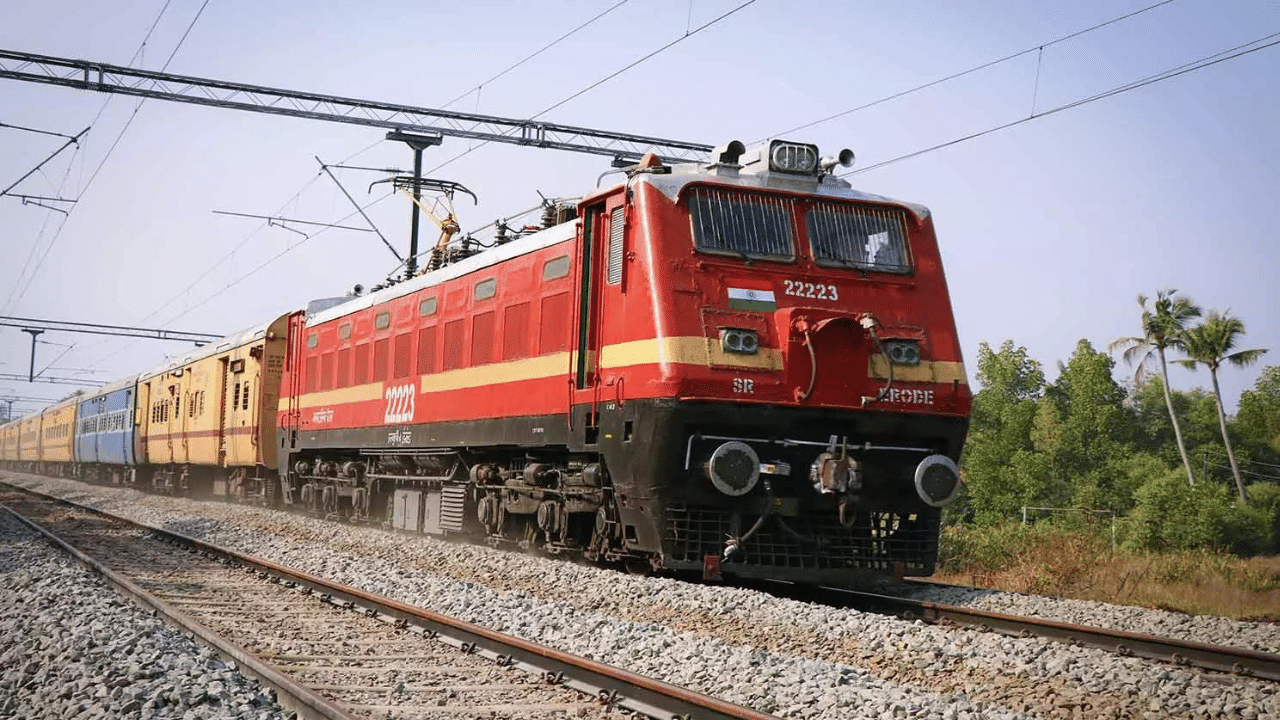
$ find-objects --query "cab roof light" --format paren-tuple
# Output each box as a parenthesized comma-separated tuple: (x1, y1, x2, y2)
(768, 140, 819, 174)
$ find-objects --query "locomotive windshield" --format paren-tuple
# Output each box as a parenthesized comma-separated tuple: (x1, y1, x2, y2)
(688, 188, 794, 260)
(806, 202, 911, 273)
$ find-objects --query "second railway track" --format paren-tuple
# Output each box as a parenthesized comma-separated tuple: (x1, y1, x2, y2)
(0, 483, 779, 720)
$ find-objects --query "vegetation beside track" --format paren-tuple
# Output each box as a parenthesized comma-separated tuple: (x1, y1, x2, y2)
(936, 522, 1280, 621)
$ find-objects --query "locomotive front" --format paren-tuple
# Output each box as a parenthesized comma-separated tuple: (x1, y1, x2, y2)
(597, 141, 972, 585)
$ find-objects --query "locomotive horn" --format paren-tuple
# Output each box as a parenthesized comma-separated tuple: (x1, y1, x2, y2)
(820, 148, 855, 173)
(712, 140, 746, 165)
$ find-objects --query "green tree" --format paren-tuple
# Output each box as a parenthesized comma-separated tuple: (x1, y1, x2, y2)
(1177, 311, 1268, 504)
(1111, 290, 1201, 487)
(1236, 365, 1280, 455)
(961, 340, 1046, 523)
(1044, 340, 1134, 511)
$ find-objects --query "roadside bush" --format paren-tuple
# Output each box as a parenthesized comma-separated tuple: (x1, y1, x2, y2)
(1123, 470, 1277, 555)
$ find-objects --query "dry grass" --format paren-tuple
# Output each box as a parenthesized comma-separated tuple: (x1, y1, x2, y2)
(936, 525, 1280, 621)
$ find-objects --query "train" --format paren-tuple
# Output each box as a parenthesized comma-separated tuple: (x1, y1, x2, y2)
(1, 139, 972, 586)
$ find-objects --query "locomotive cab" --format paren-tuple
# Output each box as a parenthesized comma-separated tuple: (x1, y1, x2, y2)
(586, 140, 972, 584)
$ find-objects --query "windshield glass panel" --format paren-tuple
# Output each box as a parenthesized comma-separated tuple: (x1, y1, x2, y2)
(806, 202, 911, 273)
(689, 188, 795, 260)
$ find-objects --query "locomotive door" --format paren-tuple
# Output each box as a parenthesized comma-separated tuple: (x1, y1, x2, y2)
(570, 197, 625, 440)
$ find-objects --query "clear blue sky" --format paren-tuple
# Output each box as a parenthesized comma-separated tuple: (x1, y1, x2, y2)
(1, 0, 1276, 418)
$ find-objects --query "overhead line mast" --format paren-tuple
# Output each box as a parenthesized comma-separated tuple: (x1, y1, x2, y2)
(0, 49, 714, 165)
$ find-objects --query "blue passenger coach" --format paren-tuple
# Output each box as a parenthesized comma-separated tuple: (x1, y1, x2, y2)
(75, 376, 138, 483)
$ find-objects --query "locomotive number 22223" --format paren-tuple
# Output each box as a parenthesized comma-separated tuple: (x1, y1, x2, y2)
(784, 279, 838, 301)
(384, 383, 416, 424)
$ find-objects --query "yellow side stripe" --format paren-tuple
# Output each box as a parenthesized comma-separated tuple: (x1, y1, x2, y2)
(286, 337, 965, 409)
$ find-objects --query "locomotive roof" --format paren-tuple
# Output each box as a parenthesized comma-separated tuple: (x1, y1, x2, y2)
(640, 162, 933, 221)
(305, 219, 579, 328)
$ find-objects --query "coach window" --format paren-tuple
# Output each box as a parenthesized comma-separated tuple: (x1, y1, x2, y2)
(542, 256, 569, 281)
(338, 323, 352, 340)
(419, 296, 438, 316)
(306, 332, 319, 349)
(474, 278, 497, 301)
(375, 311, 391, 331)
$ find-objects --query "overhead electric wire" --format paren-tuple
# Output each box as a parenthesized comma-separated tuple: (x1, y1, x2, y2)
(0, 1, 178, 314)
(5, 0, 209, 313)
(425, 0, 760, 176)
(0, 121, 79, 139)
(437, 0, 633, 110)
(136, 4, 675, 335)
(843, 32, 1280, 177)
(160, 191, 397, 326)
(770, 0, 1178, 140)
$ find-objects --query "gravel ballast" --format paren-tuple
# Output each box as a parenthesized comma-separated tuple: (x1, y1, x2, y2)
(0, 508, 288, 720)
(7, 474, 1279, 720)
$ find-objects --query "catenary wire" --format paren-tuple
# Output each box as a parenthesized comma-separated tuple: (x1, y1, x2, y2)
(148, 3, 657, 329)
(768, 0, 1179, 140)
(424, 0, 760, 177)
(842, 33, 1280, 177)
(5, 0, 210, 312)
(2, 0, 177, 311)
(437, 0, 633, 111)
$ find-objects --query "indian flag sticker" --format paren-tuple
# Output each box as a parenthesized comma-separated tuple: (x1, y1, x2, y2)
(727, 287, 777, 312)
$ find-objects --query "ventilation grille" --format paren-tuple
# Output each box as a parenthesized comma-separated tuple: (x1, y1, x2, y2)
(607, 206, 624, 285)
(440, 485, 468, 532)
(664, 504, 938, 572)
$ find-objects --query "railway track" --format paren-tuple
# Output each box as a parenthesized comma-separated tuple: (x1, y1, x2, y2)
(761, 580, 1280, 683)
(0, 482, 780, 720)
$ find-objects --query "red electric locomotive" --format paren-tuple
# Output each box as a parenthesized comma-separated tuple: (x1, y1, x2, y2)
(278, 139, 971, 585)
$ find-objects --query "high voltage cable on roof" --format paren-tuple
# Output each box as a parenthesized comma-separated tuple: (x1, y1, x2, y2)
(843, 33, 1280, 177)
(769, 0, 1179, 140)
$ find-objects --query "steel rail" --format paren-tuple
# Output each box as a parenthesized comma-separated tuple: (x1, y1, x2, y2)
(0, 502, 360, 720)
(0, 481, 781, 720)
(821, 584, 1280, 682)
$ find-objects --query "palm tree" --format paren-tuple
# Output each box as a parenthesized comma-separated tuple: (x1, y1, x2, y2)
(1176, 311, 1268, 503)
(1110, 290, 1201, 486)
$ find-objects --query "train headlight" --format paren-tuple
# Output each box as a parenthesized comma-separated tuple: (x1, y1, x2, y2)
(914, 454, 962, 507)
(769, 140, 819, 174)
(721, 328, 759, 354)
(883, 340, 921, 366)
(705, 441, 760, 497)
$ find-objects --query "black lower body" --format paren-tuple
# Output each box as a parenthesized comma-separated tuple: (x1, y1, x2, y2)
(281, 396, 968, 586)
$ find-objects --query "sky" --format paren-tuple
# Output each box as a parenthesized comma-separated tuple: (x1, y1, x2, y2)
(0, 0, 1277, 421)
